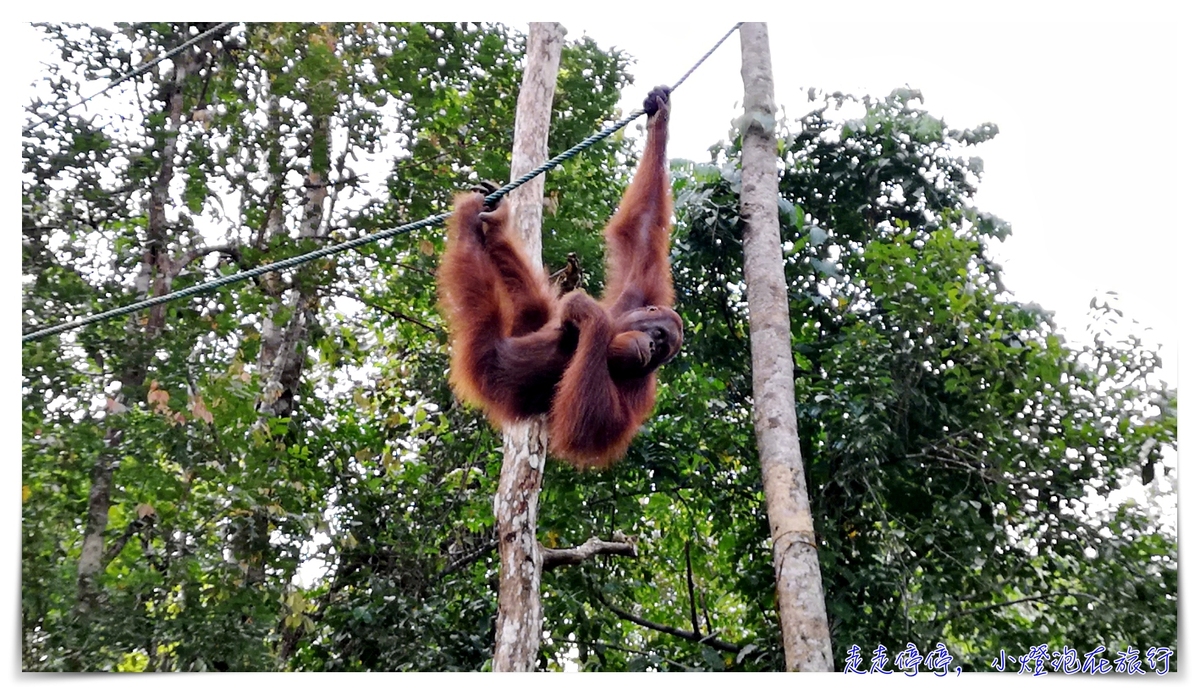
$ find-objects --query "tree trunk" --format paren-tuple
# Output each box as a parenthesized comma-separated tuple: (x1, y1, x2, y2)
(76, 40, 198, 613)
(737, 22, 834, 672)
(245, 35, 331, 591)
(492, 21, 565, 673)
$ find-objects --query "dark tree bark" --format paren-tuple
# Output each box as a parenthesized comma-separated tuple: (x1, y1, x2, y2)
(76, 35, 206, 613)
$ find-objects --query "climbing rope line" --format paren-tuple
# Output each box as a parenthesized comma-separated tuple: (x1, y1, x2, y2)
(23, 22, 236, 135)
(480, 22, 743, 207)
(22, 22, 742, 344)
(667, 22, 742, 93)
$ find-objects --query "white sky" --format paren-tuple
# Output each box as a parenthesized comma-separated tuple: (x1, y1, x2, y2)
(4, 2, 1195, 687)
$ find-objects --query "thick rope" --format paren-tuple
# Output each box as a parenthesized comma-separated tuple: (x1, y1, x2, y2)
(22, 22, 742, 344)
(23, 22, 236, 135)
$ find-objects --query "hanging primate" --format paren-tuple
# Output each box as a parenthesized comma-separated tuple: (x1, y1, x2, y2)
(437, 86, 682, 469)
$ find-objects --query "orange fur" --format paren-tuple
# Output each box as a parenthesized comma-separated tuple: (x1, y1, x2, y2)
(436, 86, 681, 469)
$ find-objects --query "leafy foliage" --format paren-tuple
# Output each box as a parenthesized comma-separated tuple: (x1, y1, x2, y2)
(23, 23, 1174, 673)
(674, 89, 1176, 669)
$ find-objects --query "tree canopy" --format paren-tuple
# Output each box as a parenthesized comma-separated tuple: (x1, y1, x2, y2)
(22, 22, 1175, 672)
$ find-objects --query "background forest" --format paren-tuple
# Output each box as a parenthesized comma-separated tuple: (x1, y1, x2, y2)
(21, 22, 1176, 672)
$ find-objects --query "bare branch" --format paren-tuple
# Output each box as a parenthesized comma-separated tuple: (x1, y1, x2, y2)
(327, 288, 436, 333)
(171, 244, 239, 275)
(99, 515, 156, 568)
(941, 591, 1101, 622)
(551, 636, 690, 670)
(594, 593, 743, 654)
(684, 538, 700, 636)
(541, 536, 637, 570)
(436, 539, 498, 580)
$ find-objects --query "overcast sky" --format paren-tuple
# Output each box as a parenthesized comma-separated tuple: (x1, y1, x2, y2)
(5, 5, 1193, 685)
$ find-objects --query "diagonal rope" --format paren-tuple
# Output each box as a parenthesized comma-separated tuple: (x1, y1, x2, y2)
(23, 22, 236, 135)
(480, 22, 743, 207)
(22, 22, 742, 344)
(667, 22, 742, 94)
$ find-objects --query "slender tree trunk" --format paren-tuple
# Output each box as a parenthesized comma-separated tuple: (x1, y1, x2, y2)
(76, 41, 198, 613)
(245, 29, 332, 592)
(492, 21, 565, 672)
(737, 22, 834, 672)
